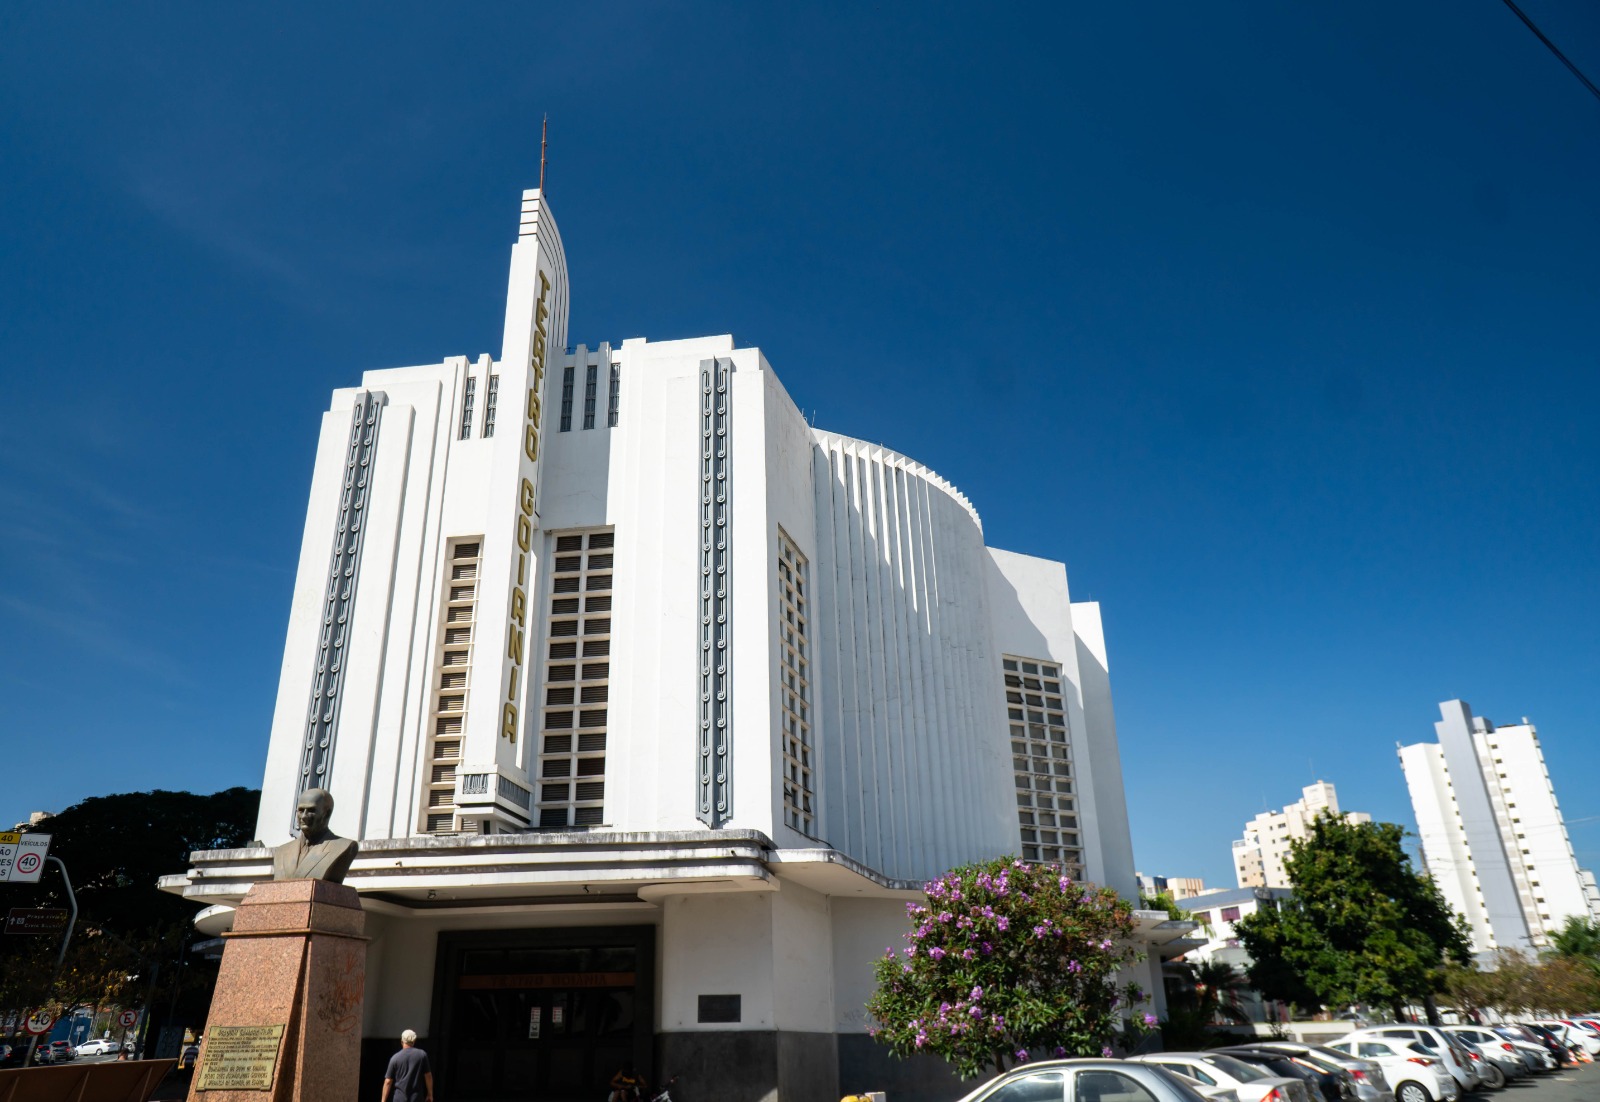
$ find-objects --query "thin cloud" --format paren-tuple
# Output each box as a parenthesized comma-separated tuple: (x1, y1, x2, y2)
(127, 169, 318, 295)
(0, 593, 197, 689)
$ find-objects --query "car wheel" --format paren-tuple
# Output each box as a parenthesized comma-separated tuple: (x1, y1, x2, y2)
(1480, 1062, 1505, 1089)
(1394, 1082, 1430, 1102)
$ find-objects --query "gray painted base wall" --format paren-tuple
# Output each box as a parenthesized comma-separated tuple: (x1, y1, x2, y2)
(658, 1030, 837, 1102)
(837, 1033, 969, 1102)
(657, 1031, 972, 1102)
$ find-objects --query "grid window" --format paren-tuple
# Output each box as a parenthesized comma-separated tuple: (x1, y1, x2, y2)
(420, 539, 481, 833)
(482, 374, 499, 437)
(777, 532, 814, 834)
(607, 363, 621, 427)
(582, 363, 598, 430)
(559, 366, 575, 432)
(1004, 654, 1080, 872)
(459, 376, 477, 440)
(537, 529, 614, 828)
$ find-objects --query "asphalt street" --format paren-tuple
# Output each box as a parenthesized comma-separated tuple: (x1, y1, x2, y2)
(1497, 1062, 1600, 1102)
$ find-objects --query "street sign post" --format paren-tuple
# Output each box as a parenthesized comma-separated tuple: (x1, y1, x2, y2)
(6, 908, 71, 935)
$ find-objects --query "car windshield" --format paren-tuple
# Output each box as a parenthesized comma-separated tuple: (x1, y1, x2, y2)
(1201, 1055, 1267, 1082)
(1141, 1067, 1214, 1102)
(1251, 1056, 1314, 1080)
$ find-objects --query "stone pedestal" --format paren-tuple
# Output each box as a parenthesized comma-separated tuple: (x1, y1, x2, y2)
(190, 880, 366, 1102)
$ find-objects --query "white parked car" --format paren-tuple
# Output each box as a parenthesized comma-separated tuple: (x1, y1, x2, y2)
(954, 1058, 1216, 1102)
(73, 1038, 121, 1057)
(1324, 1038, 1457, 1102)
(1130, 1052, 1314, 1102)
(1342, 1027, 1478, 1095)
(1440, 1026, 1524, 1082)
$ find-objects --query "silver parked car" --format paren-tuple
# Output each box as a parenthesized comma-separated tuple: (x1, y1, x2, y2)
(1243, 1042, 1393, 1102)
(1130, 1052, 1314, 1102)
(955, 1058, 1218, 1102)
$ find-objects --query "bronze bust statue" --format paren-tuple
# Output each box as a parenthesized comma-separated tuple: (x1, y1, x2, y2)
(272, 788, 359, 883)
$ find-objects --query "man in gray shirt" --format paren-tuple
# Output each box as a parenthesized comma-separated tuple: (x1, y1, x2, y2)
(381, 1030, 433, 1102)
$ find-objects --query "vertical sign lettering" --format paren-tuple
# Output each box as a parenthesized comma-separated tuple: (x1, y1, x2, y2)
(503, 270, 552, 742)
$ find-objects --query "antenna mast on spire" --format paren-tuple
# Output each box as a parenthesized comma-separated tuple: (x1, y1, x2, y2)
(539, 115, 548, 194)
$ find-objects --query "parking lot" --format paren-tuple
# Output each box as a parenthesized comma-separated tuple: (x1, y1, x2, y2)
(1494, 1061, 1600, 1102)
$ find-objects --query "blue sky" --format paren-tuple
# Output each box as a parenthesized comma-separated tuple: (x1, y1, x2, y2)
(2, 2, 1596, 887)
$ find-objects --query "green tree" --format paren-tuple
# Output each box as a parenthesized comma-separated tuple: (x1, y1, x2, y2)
(0, 788, 259, 1039)
(1547, 916, 1600, 972)
(867, 858, 1150, 1078)
(1139, 891, 1193, 923)
(1234, 817, 1470, 1021)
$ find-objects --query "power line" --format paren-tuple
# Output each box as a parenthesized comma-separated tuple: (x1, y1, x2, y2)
(1499, 0, 1600, 105)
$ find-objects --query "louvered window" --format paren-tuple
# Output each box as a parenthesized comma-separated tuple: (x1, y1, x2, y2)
(607, 363, 620, 427)
(459, 376, 477, 440)
(538, 528, 615, 828)
(1004, 654, 1080, 872)
(582, 363, 598, 430)
(419, 539, 482, 834)
(559, 366, 575, 432)
(777, 532, 815, 834)
(482, 374, 499, 437)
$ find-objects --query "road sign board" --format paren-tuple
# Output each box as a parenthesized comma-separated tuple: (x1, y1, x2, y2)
(5, 908, 70, 935)
(0, 832, 50, 883)
(24, 1008, 56, 1035)
(118, 1010, 139, 1028)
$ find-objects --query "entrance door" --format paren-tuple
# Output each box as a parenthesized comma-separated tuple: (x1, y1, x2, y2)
(433, 929, 653, 1102)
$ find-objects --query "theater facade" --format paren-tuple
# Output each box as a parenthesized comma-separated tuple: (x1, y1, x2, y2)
(161, 186, 1193, 1101)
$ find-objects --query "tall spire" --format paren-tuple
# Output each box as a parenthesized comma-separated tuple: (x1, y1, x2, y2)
(539, 115, 548, 194)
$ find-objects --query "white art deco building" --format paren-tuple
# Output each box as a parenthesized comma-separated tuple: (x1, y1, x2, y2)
(1400, 700, 1599, 958)
(161, 187, 1183, 1102)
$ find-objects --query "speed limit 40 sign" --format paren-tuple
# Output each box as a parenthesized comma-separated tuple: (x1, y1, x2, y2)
(24, 1008, 56, 1035)
(0, 833, 51, 883)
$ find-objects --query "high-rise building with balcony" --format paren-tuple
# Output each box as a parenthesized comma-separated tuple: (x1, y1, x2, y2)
(1232, 781, 1371, 889)
(1400, 700, 1599, 956)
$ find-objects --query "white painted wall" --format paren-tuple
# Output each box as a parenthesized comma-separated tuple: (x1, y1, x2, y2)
(769, 882, 835, 1033)
(830, 899, 911, 1034)
(659, 893, 778, 1031)
(811, 436, 1018, 882)
(1401, 741, 1495, 953)
(1072, 602, 1138, 901)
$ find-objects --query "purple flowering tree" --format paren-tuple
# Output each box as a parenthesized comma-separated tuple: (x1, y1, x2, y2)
(865, 857, 1151, 1078)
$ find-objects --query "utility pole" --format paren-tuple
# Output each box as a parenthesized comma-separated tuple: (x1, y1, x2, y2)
(22, 856, 78, 1068)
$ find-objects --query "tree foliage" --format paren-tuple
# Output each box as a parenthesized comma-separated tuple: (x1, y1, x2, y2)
(1234, 816, 1470, 1015)
(1547, 916, 1600, 972)
(866, 858, 1150, 1079)
(1445, 949, 1600, 1017)
(1, 788, 259, 1031)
